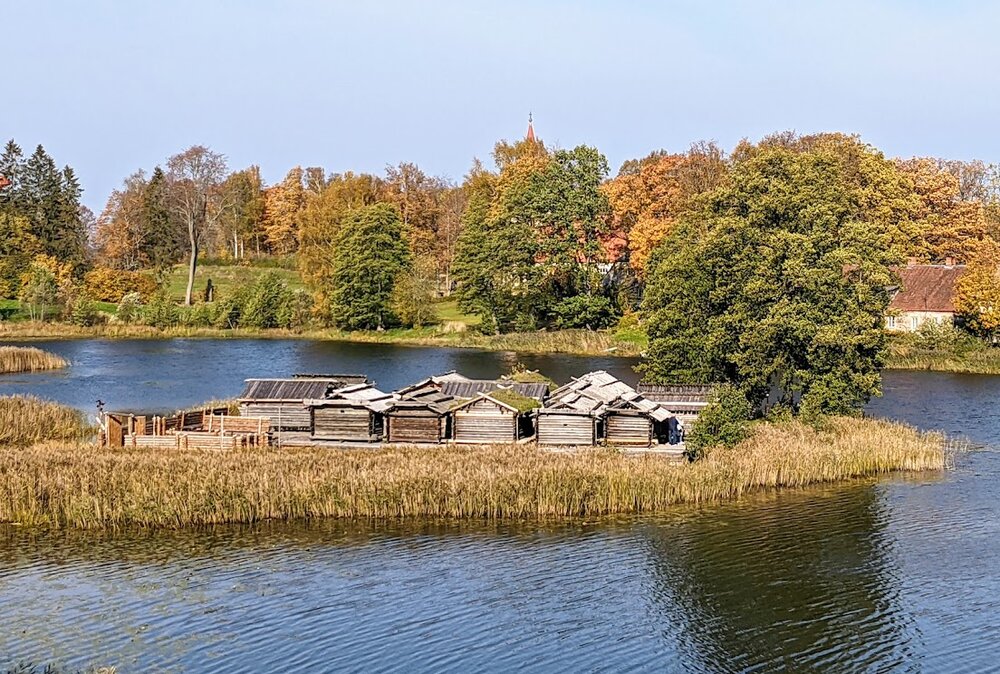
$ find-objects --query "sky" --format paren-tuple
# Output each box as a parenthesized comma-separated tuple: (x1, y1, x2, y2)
(6, 0, 1000, 211)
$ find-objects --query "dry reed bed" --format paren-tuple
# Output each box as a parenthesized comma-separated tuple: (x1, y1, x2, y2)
(0, 417, 944, 529)
(0, 395, 92, 447)
(0, 346, 68, 374)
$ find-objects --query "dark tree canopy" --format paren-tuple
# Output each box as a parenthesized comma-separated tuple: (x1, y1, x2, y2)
(640, 134, 921, 417)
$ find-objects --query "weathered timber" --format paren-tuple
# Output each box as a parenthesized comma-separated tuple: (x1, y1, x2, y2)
(535, 411, 596, 446)
(605, 412, 654, 447)
(452, 395, 519, 444)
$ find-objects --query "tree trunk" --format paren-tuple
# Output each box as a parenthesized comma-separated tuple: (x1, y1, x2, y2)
(185, 224, 199, 306)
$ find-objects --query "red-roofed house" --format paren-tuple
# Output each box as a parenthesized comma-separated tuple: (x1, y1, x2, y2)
(886, 261, 966, 332)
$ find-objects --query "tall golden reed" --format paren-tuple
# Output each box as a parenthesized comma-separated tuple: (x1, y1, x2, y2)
(0, 395, 92, 447)
(0, 416, 945, 529)
(0, 346, 68, 374)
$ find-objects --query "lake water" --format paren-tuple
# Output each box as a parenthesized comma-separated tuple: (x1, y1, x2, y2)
(1, 339, 999, 672)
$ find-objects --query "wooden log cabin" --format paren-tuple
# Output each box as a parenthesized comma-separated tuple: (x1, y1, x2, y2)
(307, 383, 393, 442)
(238, 374, 367, 431)
(536, 371, 676, 447)
(384, 379, 455, 444)
(451, 394, 521, 444)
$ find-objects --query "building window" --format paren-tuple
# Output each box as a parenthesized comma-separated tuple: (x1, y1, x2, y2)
(911, 316, 919, 330)
(886, 316, 896, 329)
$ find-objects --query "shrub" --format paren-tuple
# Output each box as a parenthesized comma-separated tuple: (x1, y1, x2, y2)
(140, 293, 180, 328)
(241, 272, 290, 329)
(551, 294, 617, 330)
(180, 302, 217, 328)
(277, 289, 314, 329)
(685, 384, 753, 459)
(68, 294, 101, 327)
(84, 267, 158, 303)
(116, 292, 143, 324)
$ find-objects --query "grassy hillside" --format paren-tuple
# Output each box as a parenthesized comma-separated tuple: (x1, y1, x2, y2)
(163, 261, 305, 303)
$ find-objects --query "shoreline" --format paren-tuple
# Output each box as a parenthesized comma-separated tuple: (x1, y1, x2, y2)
(0, 322, 645, 357)
(5, 322, 1000, 374)
(0, 417, 946, 529)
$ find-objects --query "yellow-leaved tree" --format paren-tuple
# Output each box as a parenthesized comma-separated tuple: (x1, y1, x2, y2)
(263, 167, 305, 255)
(954, 238, 1000, 336)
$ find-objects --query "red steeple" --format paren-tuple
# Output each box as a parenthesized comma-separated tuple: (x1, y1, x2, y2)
(526, 112, 536, 142)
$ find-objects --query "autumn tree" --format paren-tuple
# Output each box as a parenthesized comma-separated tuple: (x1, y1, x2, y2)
(954, 239, 1000, 337)
(605, 143, 728, 274)
(0, 212, 40, 297)
(641, 133, 922, 418)
(263, 167, 305, 255)
(219, 166, 266, 258)
(328, 203, 411, 330)
(896, 157, 986, 262)
(166, 146, 231, 305)
(298, 171, 384, 318)
(95, 170, 151, 270)
(383, 162, 446, 261)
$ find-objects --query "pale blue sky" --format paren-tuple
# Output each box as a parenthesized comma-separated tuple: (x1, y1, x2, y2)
(6, 1, 999, 210)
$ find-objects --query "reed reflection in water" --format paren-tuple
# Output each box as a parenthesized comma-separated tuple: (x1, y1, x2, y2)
(3, 452, 998, 672)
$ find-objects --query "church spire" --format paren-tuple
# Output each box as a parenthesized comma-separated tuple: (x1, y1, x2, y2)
(526, 112, 536, 143)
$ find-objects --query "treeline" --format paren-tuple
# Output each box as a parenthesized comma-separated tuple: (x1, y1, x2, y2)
(5, 129, 1000, 341)
(0, 141, 89, 295)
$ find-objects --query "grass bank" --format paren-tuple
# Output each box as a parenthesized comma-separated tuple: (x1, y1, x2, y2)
(886, 329, 1000, 375)
(0, 415, 945, 529)
(0, 346, 68, 374)
(0, 321, 645, 357)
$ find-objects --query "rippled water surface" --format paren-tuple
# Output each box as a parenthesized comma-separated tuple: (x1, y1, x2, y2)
(0, 339, 997, 672)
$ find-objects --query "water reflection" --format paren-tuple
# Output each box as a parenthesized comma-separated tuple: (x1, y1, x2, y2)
(639, 483, 915, 672)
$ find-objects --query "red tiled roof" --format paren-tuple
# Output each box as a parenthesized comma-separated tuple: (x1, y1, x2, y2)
(889, 265, 965, 313)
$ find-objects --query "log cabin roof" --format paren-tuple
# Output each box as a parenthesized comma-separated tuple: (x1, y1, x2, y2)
(542, 371, 672, 421)
(387, 384, 455, 416)
(239, 376, 366, 402)
(889, 264, 965, 313)
(305, 383, 394, 413)
(451, 393, 520, 414)
(637, 383, 713, 404)
(439, 380, 549, 401)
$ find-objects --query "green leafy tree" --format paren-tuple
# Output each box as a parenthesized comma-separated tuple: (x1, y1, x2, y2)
(328, 203, 411, 330)
(0, 212, 40, 297)
(391, 256, 438, 328)
(18, 260, 58, 321)
(640, 133, 921, 417)
(453, 144, 613, 333)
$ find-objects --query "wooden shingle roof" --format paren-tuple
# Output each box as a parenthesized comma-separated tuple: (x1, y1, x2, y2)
(239, 376, 365, 402)
(439, 380, 549, 401)
(541, 371, 672, 421)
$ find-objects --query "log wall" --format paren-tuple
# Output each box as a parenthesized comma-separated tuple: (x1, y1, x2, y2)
(453, 399, 517, 444)
(537, 414, 595, 446)
(386, 413, 445, 444)
(312, 407, 378, 441)
(241, 402, 310, 430)
(605, 414, 653, 447)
